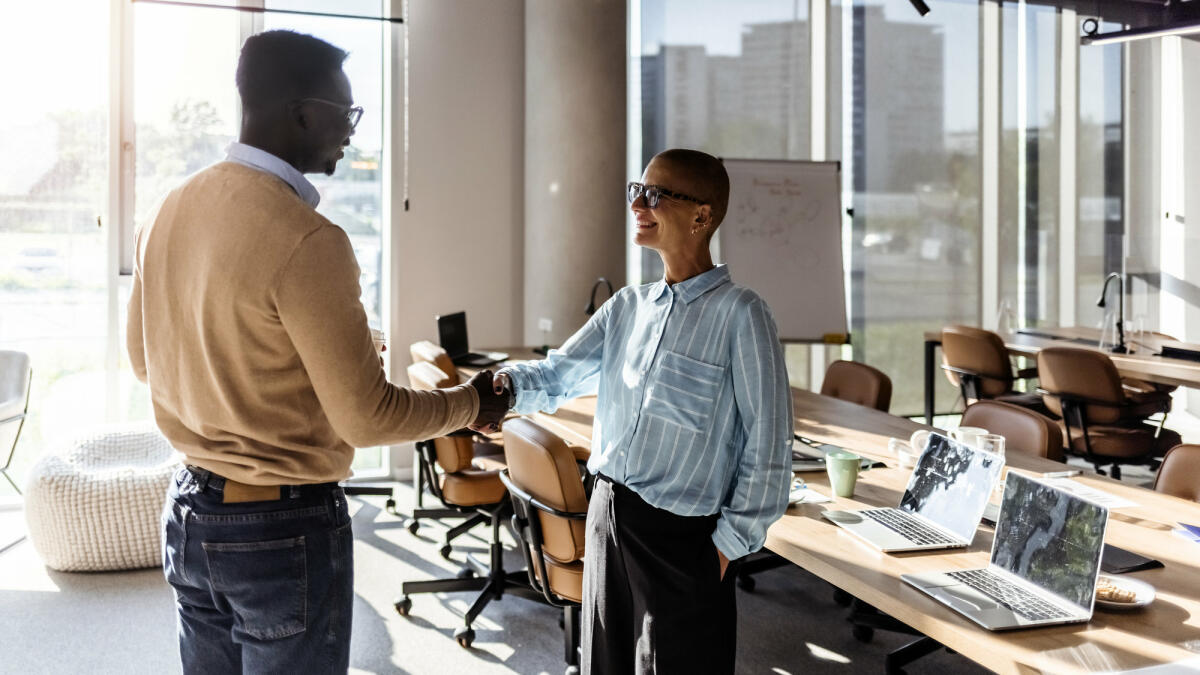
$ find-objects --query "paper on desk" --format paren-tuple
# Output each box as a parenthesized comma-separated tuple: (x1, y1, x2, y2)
(1042, 477, 1138, 510)
(1098, 655, 1200, 674)
(789, 483, 832, 505)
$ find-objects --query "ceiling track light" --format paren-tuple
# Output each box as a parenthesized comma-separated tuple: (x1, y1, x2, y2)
(909, 0, 931, 17)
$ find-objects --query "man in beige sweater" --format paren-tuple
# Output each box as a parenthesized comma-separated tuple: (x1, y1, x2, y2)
(127, 30, 507, 674)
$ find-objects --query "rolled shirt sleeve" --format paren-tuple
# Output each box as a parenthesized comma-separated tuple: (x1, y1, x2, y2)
(711, 297, 794, 561)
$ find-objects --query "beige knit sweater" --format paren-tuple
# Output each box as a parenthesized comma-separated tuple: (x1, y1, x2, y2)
(127, 162, 478, 485)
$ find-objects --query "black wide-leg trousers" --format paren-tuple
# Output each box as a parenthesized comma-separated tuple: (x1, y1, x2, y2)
(581, 475, 738, 675)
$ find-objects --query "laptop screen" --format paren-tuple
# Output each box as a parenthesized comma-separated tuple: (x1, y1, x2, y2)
(990, 472, 1108, 610)
(898, 433, 1004, 543)
(436, 312, 469, 358)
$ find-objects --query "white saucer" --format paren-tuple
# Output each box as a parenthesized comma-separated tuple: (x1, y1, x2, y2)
(1095, 575, 1156, 611)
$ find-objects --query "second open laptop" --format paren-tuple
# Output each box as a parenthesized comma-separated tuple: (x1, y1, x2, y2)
(902, 472, 1109, 630)
(821, 432, 1005, 552)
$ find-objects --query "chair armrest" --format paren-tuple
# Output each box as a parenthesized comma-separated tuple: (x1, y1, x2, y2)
(499, 470, 588, 520)
(1014, 366, 1038, 380)
(941, 365, 1011, 381)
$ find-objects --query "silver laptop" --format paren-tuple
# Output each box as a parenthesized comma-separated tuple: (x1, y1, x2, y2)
(821, 433, 1004, 552)
(902, 472, 1109, 630)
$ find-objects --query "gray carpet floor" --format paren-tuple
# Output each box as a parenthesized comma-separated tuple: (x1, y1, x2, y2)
(0, 482, 1002, 674)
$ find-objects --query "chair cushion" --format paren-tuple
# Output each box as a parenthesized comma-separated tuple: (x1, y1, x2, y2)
(545, 558, 583, 604)
(961, 400, 1064, 462)
(1068, 423, 1182, 461)
(503, 418, 588, 563)
(471, 451, 507, 472)
(570, 444, 591, 465)
(440, 468, 507, 506)
(820, 360, 892, 412)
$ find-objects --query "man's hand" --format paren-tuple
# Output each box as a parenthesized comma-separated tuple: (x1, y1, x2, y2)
(718, 549, 729, 581)
(467, 370, 509, 432)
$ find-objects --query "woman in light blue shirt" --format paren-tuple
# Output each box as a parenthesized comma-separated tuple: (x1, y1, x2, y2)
(497, 149, 793, 674)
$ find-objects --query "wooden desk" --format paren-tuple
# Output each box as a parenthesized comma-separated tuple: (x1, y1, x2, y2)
(475, 356, 1200, 673)
(780, 388, 1200, 675)
(923, 326, 1200, 424)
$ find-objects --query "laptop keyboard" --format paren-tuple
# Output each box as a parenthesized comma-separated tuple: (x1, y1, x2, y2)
(948, 569, 1072, 622)
(860, 509, 959, 546)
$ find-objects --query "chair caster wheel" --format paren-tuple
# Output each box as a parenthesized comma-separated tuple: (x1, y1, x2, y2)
(440, 544, 453, 559)
(457, 566, 474, 580)
(565, 667, 580, 675)
(394, 596, 412, 617)
(454, 626, 475, 648)
(385, 498, 396, 510)
(737, 574, 756, 592)
(408, 521, 420, 534)
(852, 624, 874, 643)
(833, 588, 852, 606)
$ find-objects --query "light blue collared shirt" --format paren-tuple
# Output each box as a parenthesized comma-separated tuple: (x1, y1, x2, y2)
(501, 264, 793, 560)
(224, 142, 321, 208)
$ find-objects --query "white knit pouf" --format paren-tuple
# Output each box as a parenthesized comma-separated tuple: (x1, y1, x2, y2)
(24, 423, 181, 572)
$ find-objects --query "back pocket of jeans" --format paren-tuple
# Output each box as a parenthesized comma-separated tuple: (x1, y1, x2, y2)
(203, 536, 307, 640)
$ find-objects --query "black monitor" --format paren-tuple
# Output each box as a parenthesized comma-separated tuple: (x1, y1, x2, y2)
(436, 311, 470, 359)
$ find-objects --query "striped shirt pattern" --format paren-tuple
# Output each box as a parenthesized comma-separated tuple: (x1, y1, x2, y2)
(501, 264, 793, 559)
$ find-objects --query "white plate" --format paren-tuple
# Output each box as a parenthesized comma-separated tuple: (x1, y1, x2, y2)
(1095, 574, 1156, 611)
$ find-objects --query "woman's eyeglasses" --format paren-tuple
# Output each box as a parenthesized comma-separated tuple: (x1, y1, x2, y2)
(626, 181, 704, 209)
(296, 98, 364, 130)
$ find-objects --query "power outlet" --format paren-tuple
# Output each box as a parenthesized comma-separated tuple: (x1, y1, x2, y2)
(538, 318, 553, 333)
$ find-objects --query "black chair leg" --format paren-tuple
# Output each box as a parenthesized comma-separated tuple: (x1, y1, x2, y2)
(564, 604, 581, 675)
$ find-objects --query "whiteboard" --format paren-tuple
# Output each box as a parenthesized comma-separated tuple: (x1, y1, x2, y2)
(716, 159, 847, 343)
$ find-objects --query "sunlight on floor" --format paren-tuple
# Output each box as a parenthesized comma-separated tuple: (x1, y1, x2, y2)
(806, 642, 852, 664)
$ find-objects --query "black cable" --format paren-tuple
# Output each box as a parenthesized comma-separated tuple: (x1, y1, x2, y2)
(585, 277, 615, 316)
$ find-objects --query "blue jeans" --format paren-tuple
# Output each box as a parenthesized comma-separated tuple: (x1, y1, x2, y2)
(162, 466, 354, 674)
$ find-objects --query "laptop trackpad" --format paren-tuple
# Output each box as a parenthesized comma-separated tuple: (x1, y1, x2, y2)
(943, 586, 999, 612)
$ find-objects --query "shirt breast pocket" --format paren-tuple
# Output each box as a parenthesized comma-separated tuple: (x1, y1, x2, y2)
(648, 350, 725, 432)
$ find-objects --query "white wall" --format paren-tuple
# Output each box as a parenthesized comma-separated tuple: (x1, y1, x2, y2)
(393, 0, 526, 373)
(1182, 37, 1200, 411)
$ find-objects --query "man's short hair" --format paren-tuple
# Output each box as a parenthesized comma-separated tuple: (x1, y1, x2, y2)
(236, 30, 348, 111)
(654, 149, 730, 227)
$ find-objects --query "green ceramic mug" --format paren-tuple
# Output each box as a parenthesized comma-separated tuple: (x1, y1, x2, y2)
(826, 451, 864, 498)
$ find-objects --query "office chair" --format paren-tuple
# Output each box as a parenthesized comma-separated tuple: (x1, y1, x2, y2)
(407, 340, 506, 549)
(960, 400, 1064, 461)
(499, 418, 588, 675)
(940, 325, 1053, 417)
(1037, 347, 1180, 480)
(394, 361, 541, 648)
(0, 351, 32, 495)
(738, 359, 892, 592)
(1152, 445, 1200, 502)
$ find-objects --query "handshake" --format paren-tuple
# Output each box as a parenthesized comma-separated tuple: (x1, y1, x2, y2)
(464, 369, 515, 433)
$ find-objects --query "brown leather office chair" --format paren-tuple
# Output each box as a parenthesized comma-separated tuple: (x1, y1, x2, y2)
(395, 361, 542, 648)
(406, 341, 506, 539)
(499, 418, 587, 675)
(1037, 347, 1180, 479)
(960, 400, 1064, 462)
(1153, 445, 1200, 502)
(820, 360, 892, 412)
(941, 325, 1052, 416)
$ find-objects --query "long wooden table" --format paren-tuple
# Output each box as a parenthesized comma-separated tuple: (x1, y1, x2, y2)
(784, 389, 1200, 675)
(482, 350, 1200, 674)
(923, 326, 1200, 424)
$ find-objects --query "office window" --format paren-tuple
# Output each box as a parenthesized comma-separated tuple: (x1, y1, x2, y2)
(634, 0, 814, 389)
(837, 0, 982, 415)
(999, 2, 1059, 328)
(0, 1, 113, 492)
(1076, 21, 1123, 330)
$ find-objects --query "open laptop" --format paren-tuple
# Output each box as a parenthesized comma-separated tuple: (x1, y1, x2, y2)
(436, 312, 508, 367)
(821, 433, 1004, 552)
(902, 472, 1109, 630)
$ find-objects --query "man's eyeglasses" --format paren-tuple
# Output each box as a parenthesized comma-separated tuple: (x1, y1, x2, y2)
(626, 181, 704, 209)
(296, 98, 364, 130)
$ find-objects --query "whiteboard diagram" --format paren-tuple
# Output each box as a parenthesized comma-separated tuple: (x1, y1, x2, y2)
(717, 159, 847, 343)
